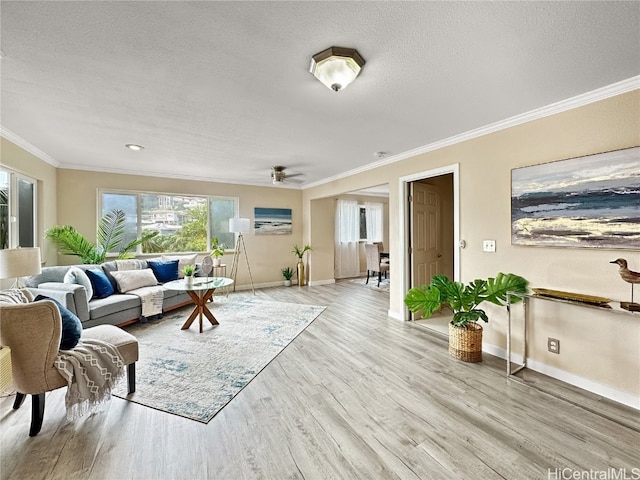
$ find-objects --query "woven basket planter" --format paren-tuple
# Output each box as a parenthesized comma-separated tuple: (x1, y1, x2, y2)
(448, 322, 483, 363)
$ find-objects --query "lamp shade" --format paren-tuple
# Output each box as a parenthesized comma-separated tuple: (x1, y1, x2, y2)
(310, 46, 365, 92)
(0, 247, 42, 279)
(229, 218, 250, 234)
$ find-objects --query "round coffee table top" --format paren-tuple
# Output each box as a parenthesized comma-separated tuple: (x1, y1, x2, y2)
(164, 277, 234, 292)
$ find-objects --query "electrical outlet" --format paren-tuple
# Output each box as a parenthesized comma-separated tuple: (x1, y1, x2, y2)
(483, 240, 496, 252)
(548, 337, 560, 354)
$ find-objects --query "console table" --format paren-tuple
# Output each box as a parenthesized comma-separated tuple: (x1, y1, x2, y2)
(506, 292, 639, 376)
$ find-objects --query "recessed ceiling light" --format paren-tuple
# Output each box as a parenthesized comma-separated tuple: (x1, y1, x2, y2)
(125, 144, 144, 151)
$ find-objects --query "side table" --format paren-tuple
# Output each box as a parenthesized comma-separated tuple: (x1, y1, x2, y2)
(506, 291, 639, 377)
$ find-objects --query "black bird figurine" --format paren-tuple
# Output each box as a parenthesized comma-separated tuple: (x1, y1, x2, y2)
(610, 258, 640, 308)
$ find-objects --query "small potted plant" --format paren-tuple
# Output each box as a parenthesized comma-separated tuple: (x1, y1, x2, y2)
(210, 238, 226, 266)
(282, 266, 294, 287)
(183, 264, 195, 285)
(404, 273, 528, 363)
(292, 244, 312, 286)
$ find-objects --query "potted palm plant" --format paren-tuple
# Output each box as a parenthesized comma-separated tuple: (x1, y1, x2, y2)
(404, 273, 528, 362)
(282, 267, 294, 287)
(292, 244, 312, 286)
(210, 237, 226, 266)
(45, 209, 159, 264)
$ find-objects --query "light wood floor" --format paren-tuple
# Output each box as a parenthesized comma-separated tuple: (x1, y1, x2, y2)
(2, 281, 638, 480)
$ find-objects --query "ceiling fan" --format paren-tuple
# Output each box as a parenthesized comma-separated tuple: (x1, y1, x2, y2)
(271, 165, 303, 185)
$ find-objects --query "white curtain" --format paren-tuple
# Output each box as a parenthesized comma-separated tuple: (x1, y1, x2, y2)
(365, 202, 383, 242)
(335, 199, 360, 278)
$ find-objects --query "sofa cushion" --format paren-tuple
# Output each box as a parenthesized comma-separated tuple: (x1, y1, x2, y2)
(34, 294, 82, 350)
(89, 294, 140, 320)
(63, 266, 94, 300)
(161, 254, 197, 278)
(148, 259, 179, 283)
(110, 268, 158, 293)
(86, 268, 115, 299)
(101, 260, 147, 291)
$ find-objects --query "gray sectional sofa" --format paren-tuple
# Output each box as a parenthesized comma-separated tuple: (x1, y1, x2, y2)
(24, 260, 195, 328)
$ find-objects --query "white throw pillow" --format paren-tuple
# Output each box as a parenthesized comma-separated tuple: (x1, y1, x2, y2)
(63, 266, 94, 300)
(161, 254, 198, 278)
(110, 268, 159, 293)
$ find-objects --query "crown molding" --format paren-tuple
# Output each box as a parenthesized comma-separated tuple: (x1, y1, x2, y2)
(303, 75, 640, 190)
(2, 76, 638, 186)
(0, 126, 60, 167)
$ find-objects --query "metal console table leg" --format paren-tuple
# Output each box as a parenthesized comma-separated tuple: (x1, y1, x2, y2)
(507, 293, 528, 376)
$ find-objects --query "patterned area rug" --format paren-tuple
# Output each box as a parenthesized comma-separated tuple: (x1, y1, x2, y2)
(349, 276, 390, 292)
(113, 297, 325, 423)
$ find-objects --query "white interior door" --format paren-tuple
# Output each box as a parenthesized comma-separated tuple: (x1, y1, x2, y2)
(410, 182, 442, 289)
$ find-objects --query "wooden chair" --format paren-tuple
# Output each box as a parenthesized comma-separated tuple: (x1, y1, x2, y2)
(365, 243, 389, 287)
(0, 290, 138, 436)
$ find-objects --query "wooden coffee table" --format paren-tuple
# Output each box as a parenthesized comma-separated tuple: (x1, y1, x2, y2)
(164, 277, 234, 333)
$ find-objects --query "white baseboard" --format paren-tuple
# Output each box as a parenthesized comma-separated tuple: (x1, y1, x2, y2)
(484, 343, 640, 410)
(308, 279, 336, 286)
(387, 310, 404, 321)
(232, 281, 278, 291)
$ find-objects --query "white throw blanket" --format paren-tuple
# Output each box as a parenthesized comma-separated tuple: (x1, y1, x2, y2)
(54, 339, 125, 420)
(131, 285, 165, 317)
(116, 260, 164, 317)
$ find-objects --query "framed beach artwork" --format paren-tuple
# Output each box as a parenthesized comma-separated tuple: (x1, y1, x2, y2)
(511, 146, 640, 249)
(254, 207, 292, 235)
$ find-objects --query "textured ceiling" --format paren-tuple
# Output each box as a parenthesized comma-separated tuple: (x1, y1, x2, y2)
(1, 1, 639, 188)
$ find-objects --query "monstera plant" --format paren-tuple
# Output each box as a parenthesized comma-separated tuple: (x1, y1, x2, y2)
(45, 209, 160, 264)
(404, 273, 528, 362)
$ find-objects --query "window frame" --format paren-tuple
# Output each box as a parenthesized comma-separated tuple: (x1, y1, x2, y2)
(98, 188, 239, 256)
(0, 167, 38, 249)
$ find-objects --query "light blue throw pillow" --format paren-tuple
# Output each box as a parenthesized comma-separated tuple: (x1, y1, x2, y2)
(63, 266, 93, 300)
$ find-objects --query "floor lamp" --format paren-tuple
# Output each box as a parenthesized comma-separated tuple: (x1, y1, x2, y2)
(229, 218, 255, 294)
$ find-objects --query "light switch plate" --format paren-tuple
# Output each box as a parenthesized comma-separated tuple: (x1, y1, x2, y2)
(483, 240, 496, 252)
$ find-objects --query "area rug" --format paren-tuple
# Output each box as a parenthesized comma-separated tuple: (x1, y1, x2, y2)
(112, 298, 325, 423)
(349, 276, 390, 292)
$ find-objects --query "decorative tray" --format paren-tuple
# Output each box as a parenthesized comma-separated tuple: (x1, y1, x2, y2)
(532, 288, 612, 306)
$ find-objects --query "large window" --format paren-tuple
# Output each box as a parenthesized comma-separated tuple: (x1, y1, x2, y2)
(0, 168, 37, 249)
(100, 190, 238, 254)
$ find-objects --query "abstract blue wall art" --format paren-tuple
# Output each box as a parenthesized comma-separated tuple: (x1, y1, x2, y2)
(254, 207, 292, 235)
(511, 147, 640, 249)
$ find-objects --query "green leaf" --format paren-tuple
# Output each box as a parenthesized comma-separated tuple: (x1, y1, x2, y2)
(117, 230, 159, 259)
(452, 309, 488, 327)
(404, 285, 442, 318)
(44, 225, 98, 264)
(484, 273, 529, 306)
(97, 209, 126, 259)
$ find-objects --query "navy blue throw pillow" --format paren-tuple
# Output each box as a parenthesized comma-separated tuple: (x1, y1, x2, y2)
(34, 295, 82, 350)
(148, 259, 179, 283)
(86, 268, 115, 299)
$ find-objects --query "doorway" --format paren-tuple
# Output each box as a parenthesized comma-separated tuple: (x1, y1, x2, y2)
(399, 164, 460, 334)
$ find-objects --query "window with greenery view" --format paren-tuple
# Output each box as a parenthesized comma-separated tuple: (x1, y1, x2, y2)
(100, 191, 238, 254)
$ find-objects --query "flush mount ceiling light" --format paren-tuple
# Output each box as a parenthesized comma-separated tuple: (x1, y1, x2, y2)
(309, 46, 365, 92)
(125, 144, 144, 151)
